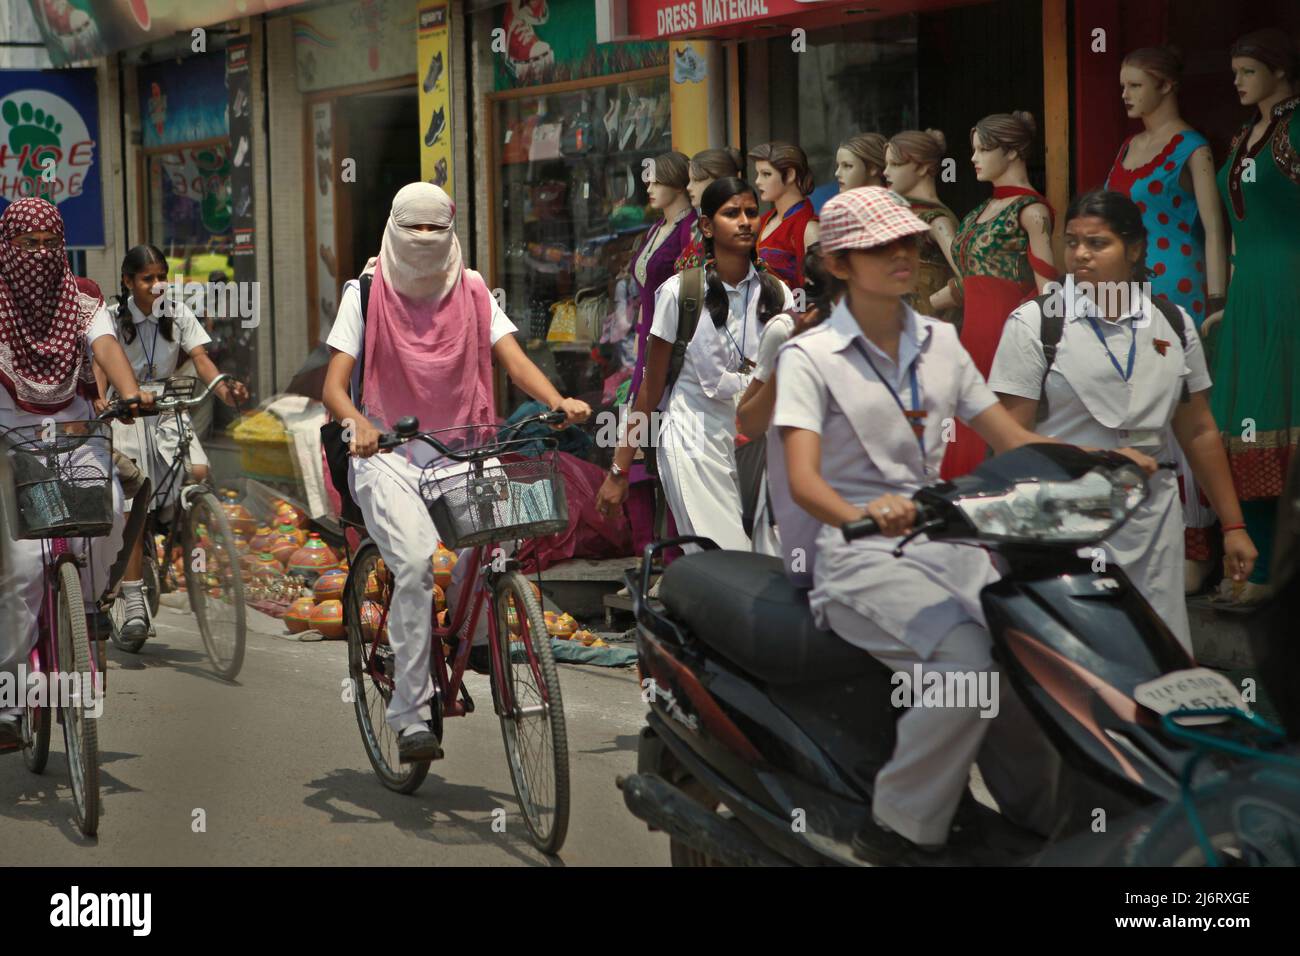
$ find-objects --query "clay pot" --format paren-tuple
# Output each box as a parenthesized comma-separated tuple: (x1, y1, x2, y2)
(360, 600, 384, 641)
(544, 610, 578, 638)
(268, 524, 301, 565)
(249, 525, 274, 554)
(433, 583, 446, 614)
(285, 596, 316, 634)
(313, 568, 348, 604)
(275, 502, 307, 529)
(310, 599, 345, 639)
(287, 533, 338, 584)
(221, 491, 259, 537)
(364, 568, 387, 602)
(432, 545, 457, 590)
(245, 551, 282, 577)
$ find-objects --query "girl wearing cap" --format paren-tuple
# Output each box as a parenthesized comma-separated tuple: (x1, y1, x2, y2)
(595, 177, 794, 551)
(321, 183, 590, 763)
(989, 190, 1256, 655)
(0, 198, 153, 747)
(773, 186, 1155, 864)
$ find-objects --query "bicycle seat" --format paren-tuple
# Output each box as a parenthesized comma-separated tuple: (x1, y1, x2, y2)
(659, 551, 884, 685)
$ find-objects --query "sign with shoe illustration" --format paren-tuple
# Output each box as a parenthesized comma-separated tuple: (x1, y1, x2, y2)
(418, 3, 454, 194)
(0, 68, 103, 246)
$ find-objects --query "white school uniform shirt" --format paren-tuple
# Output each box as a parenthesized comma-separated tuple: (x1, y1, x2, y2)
(773, 299, 1002, 655)
(122, 296, 211, 383)
(647, 265, 794, 412)
(0, 304, 116, 428)
(988, 280, 1210, 651)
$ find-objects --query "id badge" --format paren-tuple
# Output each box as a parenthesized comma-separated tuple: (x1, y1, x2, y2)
(1117, 428, 1161, 451)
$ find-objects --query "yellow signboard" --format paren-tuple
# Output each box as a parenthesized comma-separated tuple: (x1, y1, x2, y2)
(417, 3, 453, 194)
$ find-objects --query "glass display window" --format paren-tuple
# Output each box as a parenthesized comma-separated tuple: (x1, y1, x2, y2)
(488, 68, 671, 418)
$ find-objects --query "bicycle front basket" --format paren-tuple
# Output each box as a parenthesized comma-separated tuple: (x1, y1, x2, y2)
(419, 453, 569, 550)
(2, 421, 115, 539)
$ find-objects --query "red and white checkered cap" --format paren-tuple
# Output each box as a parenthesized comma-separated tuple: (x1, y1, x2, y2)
(819, 186, 930, 253)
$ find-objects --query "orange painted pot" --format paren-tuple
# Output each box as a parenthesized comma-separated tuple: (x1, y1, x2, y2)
(313, 569, 348, 604)
(360, 600, 384, 641)
(432, 545, 457, 590)
(310, 599, 345, 639)
(288, 533, 338, 583)
(249, 526, 274, 554)
(285, 596, 316, 634)
(275, 503, 307, 529)
(269, 524, 301, 565)
(364, 568, 387, 602)
(221, 491, 259, 537)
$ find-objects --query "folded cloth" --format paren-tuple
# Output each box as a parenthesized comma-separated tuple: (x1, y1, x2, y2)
(265, 394, 329, 519)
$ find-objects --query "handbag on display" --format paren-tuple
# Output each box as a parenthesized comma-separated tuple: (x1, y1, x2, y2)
(502, 115, 536, 165)
(574, 285, 609, 344)
(547, 299, 578, 343)
(529, 120, 563, 161)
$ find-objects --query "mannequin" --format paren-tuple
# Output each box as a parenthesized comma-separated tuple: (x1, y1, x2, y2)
(933, 111, 1059, 480)
(675, 147, 743, 271)
(1205, 28, 1300, 605)
(835, 133, 887, 190)
(749, 141, 820, 287)
(884, 129, 959, 320)
(1106, 45, 1228, 594)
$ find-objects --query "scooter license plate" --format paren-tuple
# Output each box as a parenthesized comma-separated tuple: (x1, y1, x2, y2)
(1133, 668, 1251, 726)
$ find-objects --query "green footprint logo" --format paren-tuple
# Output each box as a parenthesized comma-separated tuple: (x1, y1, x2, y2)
(2, 100, 64, 182)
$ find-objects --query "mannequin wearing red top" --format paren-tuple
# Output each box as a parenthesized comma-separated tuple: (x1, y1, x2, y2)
(932, 112, 1059, 479)
(750, 141, 820, 288)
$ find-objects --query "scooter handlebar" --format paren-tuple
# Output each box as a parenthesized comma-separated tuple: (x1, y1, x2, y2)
(842, 502, 935, 542)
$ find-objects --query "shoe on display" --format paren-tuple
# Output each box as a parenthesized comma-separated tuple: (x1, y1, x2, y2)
(422, 50, 444, 93)
(603, 96, 621, 143)
(425, 107, 447, 148)
(634, 97, 656, 149)
(650, 94, 671, 143)
(232, 135, 249, 167)
(317, 155, 330, 196)
(233, 87, 249, 119)
(319, 244, 336, 278)
(619, 96, 640, 151)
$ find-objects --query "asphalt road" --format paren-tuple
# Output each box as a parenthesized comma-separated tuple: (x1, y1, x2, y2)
(0, 600, 668, 866)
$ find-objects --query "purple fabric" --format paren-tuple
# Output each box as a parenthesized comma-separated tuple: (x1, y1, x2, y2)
(629, 211, 698, 396)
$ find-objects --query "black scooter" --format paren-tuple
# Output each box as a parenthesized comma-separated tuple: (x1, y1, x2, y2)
(618, 444, 1287, 866)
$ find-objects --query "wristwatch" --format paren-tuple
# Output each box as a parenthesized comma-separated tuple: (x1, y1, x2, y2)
(609, 461, 628, 480)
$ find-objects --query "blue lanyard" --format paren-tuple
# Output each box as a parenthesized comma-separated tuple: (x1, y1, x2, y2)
(141, 321, 160, 381)
(721, 280, 754, 370)
(851, 338, 927, 462)
(1084, 315, 1136, 382)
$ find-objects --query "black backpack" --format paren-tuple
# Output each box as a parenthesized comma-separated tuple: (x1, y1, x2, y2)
(321, 275, 373, 525)
(1034, 289, 1190, 422)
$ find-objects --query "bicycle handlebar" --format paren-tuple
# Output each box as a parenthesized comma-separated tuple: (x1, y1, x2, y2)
(153, 372, 240, 412)
(374, 409, 569, 460)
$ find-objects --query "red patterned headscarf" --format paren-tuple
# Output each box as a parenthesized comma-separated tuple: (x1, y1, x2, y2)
(0, 198, 101, 412)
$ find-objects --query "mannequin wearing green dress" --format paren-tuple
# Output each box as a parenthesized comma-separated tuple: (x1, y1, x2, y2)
(1206, 29, 1300, 603)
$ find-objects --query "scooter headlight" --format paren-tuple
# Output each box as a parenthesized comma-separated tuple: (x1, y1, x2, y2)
(954, 464, 1147, 544)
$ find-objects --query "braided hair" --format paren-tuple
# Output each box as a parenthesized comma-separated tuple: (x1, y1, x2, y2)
(698, 177, 785, 329)
(117, 244, 175, 345)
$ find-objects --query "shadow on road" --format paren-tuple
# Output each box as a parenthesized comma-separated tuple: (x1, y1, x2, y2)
(106, 639, 242, 687)
(0, 748, 141, 845)
(301, 767, 564, 866)
(579, 733, 640, 756)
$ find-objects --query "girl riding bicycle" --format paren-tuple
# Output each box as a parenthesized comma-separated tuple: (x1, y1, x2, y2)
(105, 243, 250, 643)
(322, 183, 589, 763)
(0, 199, 154, 747)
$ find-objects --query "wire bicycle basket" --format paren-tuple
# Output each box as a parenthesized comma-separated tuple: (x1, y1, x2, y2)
(1, 420, 115, 539)
(415, 424, 569, 549)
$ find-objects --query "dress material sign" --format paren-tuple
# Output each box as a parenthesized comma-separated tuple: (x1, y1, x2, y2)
(418, 3, 454, 194)
(0, 68, 104, 247)
(628, 0, 868, 40)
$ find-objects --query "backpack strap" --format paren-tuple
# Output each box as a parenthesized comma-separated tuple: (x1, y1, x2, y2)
(1035, 291, 1064, 423)
(665, 266, 704, 394)
(1147, 296, 1192, 404)
(355, 274, 372, 407)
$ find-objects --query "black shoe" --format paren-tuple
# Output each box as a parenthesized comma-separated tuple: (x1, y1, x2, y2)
(851, 815, 946, 865)
(119, 616, 150, 641)
(424, 107, 446, 148)
(467, 644, 492, 675)
(398, 727, 443, 763)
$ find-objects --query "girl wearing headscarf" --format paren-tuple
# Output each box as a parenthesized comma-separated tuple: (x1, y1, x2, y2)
(0, 198, 153, 748)
(322, 183, 590, 762)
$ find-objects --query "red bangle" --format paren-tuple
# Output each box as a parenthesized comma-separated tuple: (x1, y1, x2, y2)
(1221, 523, 1246, 533)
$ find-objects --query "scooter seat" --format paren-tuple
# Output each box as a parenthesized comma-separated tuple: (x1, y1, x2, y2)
(660, 551, 883, 685)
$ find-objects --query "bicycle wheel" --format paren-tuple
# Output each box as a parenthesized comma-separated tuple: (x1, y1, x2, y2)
(21, 663, 51, 774)
(344, 541, 430, 794)
(492, 571, 569, 855)
(184, 491, 246, 680)
(57, 561, 100, 837)
(144, 554, 161, 619)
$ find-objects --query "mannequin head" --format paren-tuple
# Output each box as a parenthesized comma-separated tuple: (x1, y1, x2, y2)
(970, 111, 1037, 183)
(749, 142, 815, 204)
(687, 147, 743, 209)
(1121, 46, 1183, 119)
(884, 129, 947, 195)
(835, 133, 887, 191)
(1064, 190, 1148, 286)
(1230, 28, 1297, 106)
(647, 151, 689, 212)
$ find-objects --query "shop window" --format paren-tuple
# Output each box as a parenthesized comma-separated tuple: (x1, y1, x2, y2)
(490, 72, 672, 429)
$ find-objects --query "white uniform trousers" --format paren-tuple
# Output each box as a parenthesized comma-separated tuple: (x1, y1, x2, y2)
(0, 477, 126, 680)
(351, 452, 496, 733)
(822, 603, 1061, 846)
